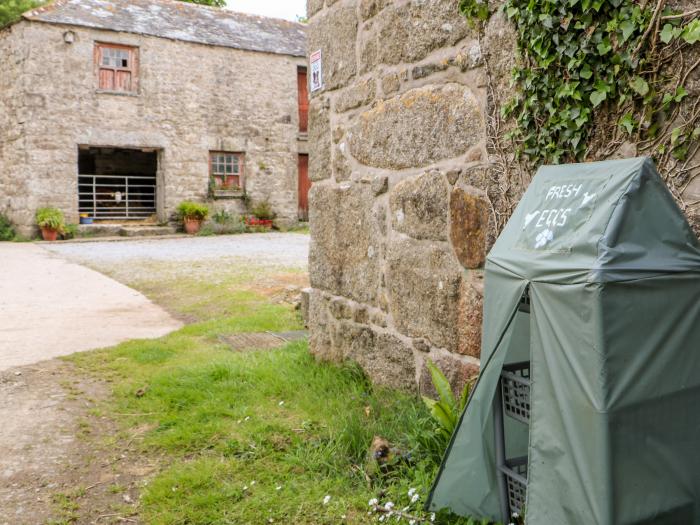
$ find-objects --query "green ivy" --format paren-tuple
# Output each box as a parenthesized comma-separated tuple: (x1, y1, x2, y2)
(458, 0, 489, 22)
(461, 0, 700, 167)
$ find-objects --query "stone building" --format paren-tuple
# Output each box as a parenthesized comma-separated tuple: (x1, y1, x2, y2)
(306, 0, 700, 394)
(305, 0, 504, 393)
(0, 0, 309, 235)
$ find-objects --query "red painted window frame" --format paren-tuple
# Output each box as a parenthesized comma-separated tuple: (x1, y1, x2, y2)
(297, 66, 309, 133)
(95, 42, 139, 94)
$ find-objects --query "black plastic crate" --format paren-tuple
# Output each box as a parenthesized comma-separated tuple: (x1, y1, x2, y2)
(499, 456, 528, 518)
(501, 361, 531, 424)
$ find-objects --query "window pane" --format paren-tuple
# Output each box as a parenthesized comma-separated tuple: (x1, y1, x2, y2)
(226, 164, 232, 174)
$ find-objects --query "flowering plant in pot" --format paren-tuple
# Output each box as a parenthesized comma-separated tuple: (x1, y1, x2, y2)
(177, 201, 209, 234)
(246, 200, 275, 229)
(35, 207, 65, 241)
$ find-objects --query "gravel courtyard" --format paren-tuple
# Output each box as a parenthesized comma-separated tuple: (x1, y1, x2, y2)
(45, 232, 310, 269)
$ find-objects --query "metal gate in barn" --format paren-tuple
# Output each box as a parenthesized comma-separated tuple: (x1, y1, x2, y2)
(78, 146, 158, 220)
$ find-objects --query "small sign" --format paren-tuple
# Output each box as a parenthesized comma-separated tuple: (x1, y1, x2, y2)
(516, 175, 610, 252)
(310, 49, 323, 92)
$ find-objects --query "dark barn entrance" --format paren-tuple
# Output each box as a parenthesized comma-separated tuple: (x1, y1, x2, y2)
(78, 146, 158, 220)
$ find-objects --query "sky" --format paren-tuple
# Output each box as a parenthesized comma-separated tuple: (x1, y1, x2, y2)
(225, 0, 307, 21)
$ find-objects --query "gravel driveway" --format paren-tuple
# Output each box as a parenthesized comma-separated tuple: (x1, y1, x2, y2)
(45, 232, 310, 268)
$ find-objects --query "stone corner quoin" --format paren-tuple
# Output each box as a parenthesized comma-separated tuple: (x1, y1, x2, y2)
(306, 0, 513, 393)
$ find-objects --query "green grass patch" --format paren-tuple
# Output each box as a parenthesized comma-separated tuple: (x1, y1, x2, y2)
(68, 330, 461, 523)
(65, 269, 474, 524)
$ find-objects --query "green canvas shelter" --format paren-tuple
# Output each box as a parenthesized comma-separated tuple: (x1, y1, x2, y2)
(427, 157, 700, 524)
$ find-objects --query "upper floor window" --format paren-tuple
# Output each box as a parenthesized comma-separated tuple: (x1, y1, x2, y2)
(95, 43, 138, 93)
(297, 66, 308, 133)
(210, 152, 244, 190)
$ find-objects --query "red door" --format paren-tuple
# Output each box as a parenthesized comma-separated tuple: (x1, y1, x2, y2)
(298, 154, 310, 221)
(297, 67, 309, 133)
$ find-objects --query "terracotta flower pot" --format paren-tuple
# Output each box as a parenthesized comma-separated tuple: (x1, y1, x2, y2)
(183, 217, 203, 234)
(41, 228, 59, 241)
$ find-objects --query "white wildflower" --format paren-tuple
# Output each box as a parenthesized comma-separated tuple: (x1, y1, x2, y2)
(323, 495, 331, 505)
(278, 401, 285, 406)
(368, 498, 379, 507)
(276, 486, 282, 491)
(430, 513, 436, 522)
(407, 488, 417, 498)
(251, 480, 256, 485)
(410, 493, 420, 504)
(385, 502, 395, 510)
(409, 521, 416, 525)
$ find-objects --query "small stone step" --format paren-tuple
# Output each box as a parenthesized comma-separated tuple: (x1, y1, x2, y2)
(77, 223, 123, 237)
(119, 225, 177, 237)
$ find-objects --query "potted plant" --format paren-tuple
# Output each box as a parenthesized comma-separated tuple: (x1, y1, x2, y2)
(35, 207, 65, 241)
(177, 201, 209, 234)
(247, 199, 275, 229)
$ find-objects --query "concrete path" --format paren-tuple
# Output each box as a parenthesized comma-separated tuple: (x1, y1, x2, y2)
(0, 243, 182, 371)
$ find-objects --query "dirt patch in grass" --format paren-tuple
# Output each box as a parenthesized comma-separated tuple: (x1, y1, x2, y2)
(0, 360, 154, 525)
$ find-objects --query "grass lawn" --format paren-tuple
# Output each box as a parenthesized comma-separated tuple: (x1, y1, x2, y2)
(64, 259, 480, 524)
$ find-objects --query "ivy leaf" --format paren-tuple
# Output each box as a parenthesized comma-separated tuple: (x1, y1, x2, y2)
(660, 23, 676, 44)
(619, 113, 635, 135)
(597, 37, 612, 55)
(670, 126, 683, 145)
(682, 19, 700, 44)
(674, 86, 688, 102)
(620, 20, 635, 42)
(630, 76, 649, 96)
(590, 89, 607, 107)
(580, 65, 593, 79)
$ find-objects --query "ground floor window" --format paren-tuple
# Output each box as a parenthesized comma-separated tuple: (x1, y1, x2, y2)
(210, 152, 244, 190)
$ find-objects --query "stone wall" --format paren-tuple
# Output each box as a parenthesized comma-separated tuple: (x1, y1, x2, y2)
(0, 21, 306, 235)
(306, 0, 700, 394)
(305, 0, 514, 393)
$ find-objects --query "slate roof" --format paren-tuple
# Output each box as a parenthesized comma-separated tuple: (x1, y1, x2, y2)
(23, 0, 306, 57)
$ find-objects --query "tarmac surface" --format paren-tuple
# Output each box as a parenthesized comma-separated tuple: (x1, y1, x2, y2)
(0, 243, 182, 371)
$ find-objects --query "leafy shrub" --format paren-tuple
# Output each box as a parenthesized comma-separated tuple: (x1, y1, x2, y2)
(35, 207, 65, 232)
(422, 360, 471, 444)
(212, 209, 233, 224)
(0, 214, 16, 241)
(177, 201, 209, 221)
(62, 223, 78, 240)
(249, 200, 275, 221)
(207, 210, 246, 234)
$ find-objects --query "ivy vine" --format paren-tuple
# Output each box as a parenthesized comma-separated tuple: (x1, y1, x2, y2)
(459, 0, 700, 231)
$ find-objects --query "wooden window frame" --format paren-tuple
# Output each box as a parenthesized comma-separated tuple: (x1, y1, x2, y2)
(209, 152, 245, 191)
(94, 42, 139, 94)
(297, 66, 309, 134)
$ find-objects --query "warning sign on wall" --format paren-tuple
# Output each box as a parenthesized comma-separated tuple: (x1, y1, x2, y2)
(310, 50, 323, 92)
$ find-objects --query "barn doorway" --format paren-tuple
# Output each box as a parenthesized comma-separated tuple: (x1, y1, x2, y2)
(78, 146, 158, 221)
